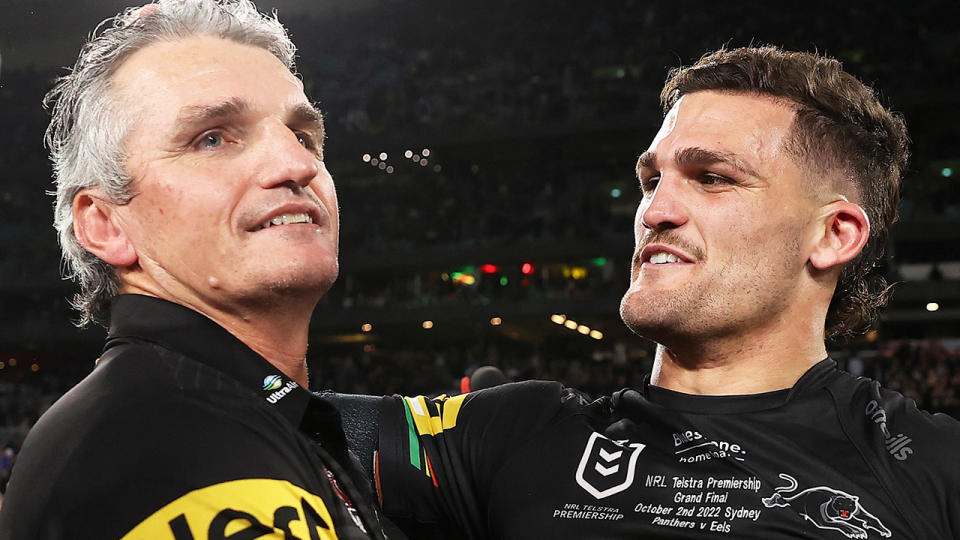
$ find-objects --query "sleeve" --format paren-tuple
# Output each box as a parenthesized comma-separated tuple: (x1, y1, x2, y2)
(853, 381, 960, 539)
(886, 396, 960, 539)
(375, 380, 569, 539)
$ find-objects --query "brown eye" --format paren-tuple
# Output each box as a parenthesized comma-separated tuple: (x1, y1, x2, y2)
(701, 173, 731, 185)
(296, 132, 317, 150)
(641, 176, 660, 194)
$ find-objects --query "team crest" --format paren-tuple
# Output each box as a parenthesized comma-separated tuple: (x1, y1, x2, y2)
(762, 473, 892, 538)
(575, 432, 645, 499)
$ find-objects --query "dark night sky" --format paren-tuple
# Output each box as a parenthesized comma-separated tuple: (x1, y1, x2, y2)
(0, 0, 373, 70)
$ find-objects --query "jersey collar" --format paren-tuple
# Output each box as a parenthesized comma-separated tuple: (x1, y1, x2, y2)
(626, 358, 838, 414)
(105, 294, 316, 429)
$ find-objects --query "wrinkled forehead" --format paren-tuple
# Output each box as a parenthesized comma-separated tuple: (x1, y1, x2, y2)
(110, 35, 306, 128)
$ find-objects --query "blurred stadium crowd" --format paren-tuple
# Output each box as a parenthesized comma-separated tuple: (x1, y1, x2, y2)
(1, 0, 959, 494)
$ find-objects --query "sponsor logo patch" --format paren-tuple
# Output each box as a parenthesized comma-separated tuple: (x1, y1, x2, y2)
(865, 400, 913, 461)
(575, 432, 645, 499)
(121, 478, 339, 539)
(265, 380, 298, 404)
(672, 429, 748, 463)
(262, 375, 283, 391)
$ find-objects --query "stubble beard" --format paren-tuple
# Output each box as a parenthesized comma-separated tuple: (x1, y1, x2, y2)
(620, 251, 803, 351)
(232, 258, 339, 313)
(619, 277, 714, 345)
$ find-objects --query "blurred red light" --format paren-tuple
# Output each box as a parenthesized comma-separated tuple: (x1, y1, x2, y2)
(521, 263, 534, 274)
(480, 264, 498, 274)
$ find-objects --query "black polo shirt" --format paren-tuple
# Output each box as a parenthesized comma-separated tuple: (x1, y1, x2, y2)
(0, 294, 387, 540)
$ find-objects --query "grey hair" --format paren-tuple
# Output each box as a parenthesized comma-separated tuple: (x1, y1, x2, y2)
(46, 0, 297, 327)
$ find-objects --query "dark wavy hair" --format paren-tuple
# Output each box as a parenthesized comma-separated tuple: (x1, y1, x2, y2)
(660, 46, 909, 341)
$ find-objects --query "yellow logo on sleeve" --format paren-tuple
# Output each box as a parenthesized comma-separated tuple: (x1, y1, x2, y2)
(401, 394, 468, 477)
(403, 393, 466, 437)
(121, 478, 339, 539)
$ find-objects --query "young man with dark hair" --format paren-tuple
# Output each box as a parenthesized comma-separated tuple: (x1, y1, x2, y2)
(333, 46, 959, 539)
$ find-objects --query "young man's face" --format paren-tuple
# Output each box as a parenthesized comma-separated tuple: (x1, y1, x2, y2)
(620, 91, 823, 344)
(108, 36, 339, 311)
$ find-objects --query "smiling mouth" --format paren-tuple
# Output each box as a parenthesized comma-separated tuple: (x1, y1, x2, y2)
(647, 252, 683, 264)
(250, 212, 314, 231)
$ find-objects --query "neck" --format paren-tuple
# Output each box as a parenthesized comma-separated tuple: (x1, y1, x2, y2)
(121, 281, 315, 388)
(649, 314, 828, 395)
(211, 306, 313, 389)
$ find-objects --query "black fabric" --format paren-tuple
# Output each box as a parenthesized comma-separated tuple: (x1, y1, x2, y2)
(373, 359, 960, 539)
(318, 391, 381, 483)
(0, 294, 390, 540)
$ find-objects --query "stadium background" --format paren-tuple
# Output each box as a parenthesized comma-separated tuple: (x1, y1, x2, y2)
(1, 0, 958, 492)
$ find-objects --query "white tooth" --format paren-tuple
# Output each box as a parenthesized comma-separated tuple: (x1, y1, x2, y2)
(650, 252, 681, 264)
(279, 213, 311, 225)
(263, 212, 312, 229)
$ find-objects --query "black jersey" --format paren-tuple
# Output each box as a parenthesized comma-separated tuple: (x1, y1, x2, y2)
(0, 295, 388, 540)
(374, 359, 960, 539)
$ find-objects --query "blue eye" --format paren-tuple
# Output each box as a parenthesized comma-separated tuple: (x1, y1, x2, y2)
(197, 132, 223, 149)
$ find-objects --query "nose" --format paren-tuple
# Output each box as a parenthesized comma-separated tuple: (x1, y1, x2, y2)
(639, 176, 688, 232)
(254, 122, 320, 190)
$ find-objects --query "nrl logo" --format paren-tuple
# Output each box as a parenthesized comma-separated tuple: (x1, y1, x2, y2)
(575, 432, 645, 499)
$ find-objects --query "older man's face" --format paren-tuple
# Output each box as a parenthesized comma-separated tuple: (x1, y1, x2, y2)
(110, 36, 338, 310)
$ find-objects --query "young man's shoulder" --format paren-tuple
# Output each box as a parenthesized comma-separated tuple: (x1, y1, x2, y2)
(829, 368, 960, 440)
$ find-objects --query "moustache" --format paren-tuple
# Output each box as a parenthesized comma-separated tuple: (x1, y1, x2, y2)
(634, 231, 705, 264)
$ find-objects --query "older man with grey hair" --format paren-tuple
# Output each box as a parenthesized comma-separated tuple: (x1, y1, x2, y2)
(0, 1, 390, 538)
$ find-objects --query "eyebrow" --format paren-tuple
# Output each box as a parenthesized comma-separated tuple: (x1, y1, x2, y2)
(174, 97, 249, 134)
(289, 102, 325, 146)
(172, 98, 325, 146)
(636, 147, 761, 179)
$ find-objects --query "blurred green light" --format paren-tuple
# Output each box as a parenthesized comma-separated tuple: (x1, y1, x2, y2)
(942, 167, 953, 178)
(590, 257, 607, 266)
(610, 188, 622, 198)
(499, 276, 508, 286)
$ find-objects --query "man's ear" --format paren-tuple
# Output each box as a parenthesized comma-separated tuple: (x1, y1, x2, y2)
(73, 190, 138, 267)
(809, 200, 870, 271)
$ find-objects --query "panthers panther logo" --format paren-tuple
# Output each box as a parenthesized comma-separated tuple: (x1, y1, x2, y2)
(762, 474, 891, 539)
